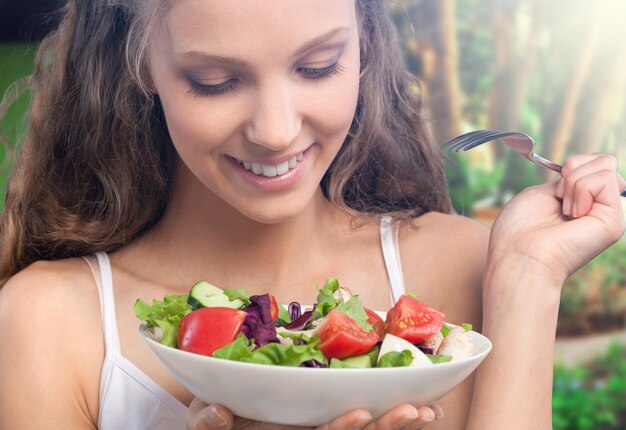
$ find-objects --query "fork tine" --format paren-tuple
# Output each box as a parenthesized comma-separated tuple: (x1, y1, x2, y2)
(441, 130, 493, 151)
(443, 130, 516, 152)
(441, 130, 500, 151)
(459, 131, 508, 151)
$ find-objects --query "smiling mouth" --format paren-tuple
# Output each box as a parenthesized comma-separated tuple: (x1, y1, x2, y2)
(235, 151, 305, 178)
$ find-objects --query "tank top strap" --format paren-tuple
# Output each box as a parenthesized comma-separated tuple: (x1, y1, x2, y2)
(380, 216, 407, 304)
(83, 252, 121, 355)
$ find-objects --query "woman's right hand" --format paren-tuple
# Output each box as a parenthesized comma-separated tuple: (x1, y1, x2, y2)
(185, 398, 444, 429)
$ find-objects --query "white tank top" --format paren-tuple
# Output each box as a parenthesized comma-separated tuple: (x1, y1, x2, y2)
(85, 217, 406, 429)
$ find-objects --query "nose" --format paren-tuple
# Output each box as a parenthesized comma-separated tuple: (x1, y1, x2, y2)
(244, 80, 302, 151)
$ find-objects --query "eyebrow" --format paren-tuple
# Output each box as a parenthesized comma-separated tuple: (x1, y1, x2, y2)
(175, 26, 351, 66)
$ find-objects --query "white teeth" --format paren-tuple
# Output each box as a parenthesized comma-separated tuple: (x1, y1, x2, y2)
(238, 151, 304, 177)
(276, 161, 289, 175)
(262, 164, 277, 177)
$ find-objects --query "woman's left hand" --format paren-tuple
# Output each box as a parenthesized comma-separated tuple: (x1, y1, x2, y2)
(488, 153, 626, 286)
(186, 398, 444, 429)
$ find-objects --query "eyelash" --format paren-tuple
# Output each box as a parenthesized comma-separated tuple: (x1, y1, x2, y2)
(298, 62, 345, 80)
(186, 62, 345, 97)
(188, 79, 237, 97)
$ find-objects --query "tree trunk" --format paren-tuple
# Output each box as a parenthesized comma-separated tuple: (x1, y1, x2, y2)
(487, 0, 541, 158)
(547, 2, 610, 164)
(417, 0, 463, 145)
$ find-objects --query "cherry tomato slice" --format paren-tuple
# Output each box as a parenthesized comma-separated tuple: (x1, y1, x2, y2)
(384, 295, 445, 344)
(317, 309, 380, 360)
(178, 307, 246, 356)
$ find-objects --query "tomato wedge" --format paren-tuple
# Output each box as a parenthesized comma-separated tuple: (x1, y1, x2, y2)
(317, 309, 380, 360)
(178, 307, 246, 356)
(365, 308, 386, 338)
(384, 295, 444, 344)
(269, 294, 279, 322)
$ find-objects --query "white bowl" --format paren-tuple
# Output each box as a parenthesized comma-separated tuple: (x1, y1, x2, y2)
(140, 316, 491, 426)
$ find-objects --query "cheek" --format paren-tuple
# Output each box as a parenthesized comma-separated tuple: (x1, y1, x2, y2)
(306, 70, 360, 143)
(160, 92, 240, 155)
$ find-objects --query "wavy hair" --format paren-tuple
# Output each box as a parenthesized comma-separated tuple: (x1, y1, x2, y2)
(0, 0, 450, 283)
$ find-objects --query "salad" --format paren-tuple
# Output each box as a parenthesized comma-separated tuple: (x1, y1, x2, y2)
(134, 278, 475, 369)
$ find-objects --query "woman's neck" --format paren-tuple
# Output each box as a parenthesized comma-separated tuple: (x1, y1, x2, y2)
(125, 165, 347, 295)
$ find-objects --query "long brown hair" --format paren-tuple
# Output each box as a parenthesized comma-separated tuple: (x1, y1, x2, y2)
(0, 0, 450, 283)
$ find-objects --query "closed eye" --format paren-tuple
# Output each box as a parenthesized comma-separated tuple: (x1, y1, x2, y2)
(298, 62, 344, 80)
(187, 78, 238, 97)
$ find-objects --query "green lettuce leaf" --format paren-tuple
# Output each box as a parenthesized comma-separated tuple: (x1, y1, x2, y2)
(312, 278, 341, 320)
(213, 335, 328, 367)
(134, 294, 191, 348)
(222, 288, 251, 306)
(213, 334, 255, 361)
(377, 350, 413, 368)
(276, 304, 292, 325)
(337, 296, 373, 331)
(427, 354, 453, 364)
(441, 323, 453, 337)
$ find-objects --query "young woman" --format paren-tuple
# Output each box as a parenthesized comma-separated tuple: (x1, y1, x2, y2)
(0, 0, 624, 429)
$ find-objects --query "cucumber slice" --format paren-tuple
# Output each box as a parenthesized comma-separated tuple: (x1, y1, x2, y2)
(187, 281, 244, 310)
(330, 353, 373, 368)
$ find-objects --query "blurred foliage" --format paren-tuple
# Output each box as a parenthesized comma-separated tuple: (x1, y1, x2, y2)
(558, 241, 626, 337)
(553, 342, 626, 429)
(390, 0, 626, 213)
(0, 43, 36, 210)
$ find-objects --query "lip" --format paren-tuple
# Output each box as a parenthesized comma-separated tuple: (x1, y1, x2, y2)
(226, 145, 313, 192)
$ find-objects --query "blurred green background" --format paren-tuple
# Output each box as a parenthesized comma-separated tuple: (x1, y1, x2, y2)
(1, 0, 626, 428)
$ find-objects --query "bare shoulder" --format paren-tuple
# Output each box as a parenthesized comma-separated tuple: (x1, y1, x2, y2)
(0, 258, 100, 325)
(0, 259, 101, 428)
(399, 211, 490, 328)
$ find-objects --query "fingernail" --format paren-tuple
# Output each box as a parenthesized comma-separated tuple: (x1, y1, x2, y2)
(572, 203, 578, 218)
(204, 405, 228, 427)
(395, 409, 419, 429)
(353, 416, 371, 430)
(562, 197, 570, 215)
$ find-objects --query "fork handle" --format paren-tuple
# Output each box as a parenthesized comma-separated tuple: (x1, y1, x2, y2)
(531, 154, 626, 197)
(531, 153, 562, 173)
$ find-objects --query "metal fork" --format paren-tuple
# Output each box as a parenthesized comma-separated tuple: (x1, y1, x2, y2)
(441, 130, 626, 197)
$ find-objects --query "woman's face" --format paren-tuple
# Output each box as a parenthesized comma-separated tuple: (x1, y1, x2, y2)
(149, 0, 360, 223)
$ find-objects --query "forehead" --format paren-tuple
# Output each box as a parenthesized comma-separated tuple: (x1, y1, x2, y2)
(161, 0, 357, 58)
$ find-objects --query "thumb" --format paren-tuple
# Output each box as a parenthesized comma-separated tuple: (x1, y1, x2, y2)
(186, 399, 233, 430)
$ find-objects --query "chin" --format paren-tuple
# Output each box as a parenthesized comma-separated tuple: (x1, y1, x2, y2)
(227, 191, 320, 225)
(237, 204, 307, 225)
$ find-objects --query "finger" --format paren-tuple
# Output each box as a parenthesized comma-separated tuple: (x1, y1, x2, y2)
(561, 153, 626, 192)
(186, 399, 233, 430)
(560, 153, 607, 177)
(570, 169, 623, 219)
(430, 403, 445, 420)
(317, 409, 372, 430)
(362, 404, 418, 430)
(560, 154, 619, 216)
(410, 406, 438, 429)
(555, 177, 565, 199)
(619, 173, 626, 194)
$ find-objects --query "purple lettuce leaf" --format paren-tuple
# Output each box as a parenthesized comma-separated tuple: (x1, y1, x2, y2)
(242, 294, 279, 347)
